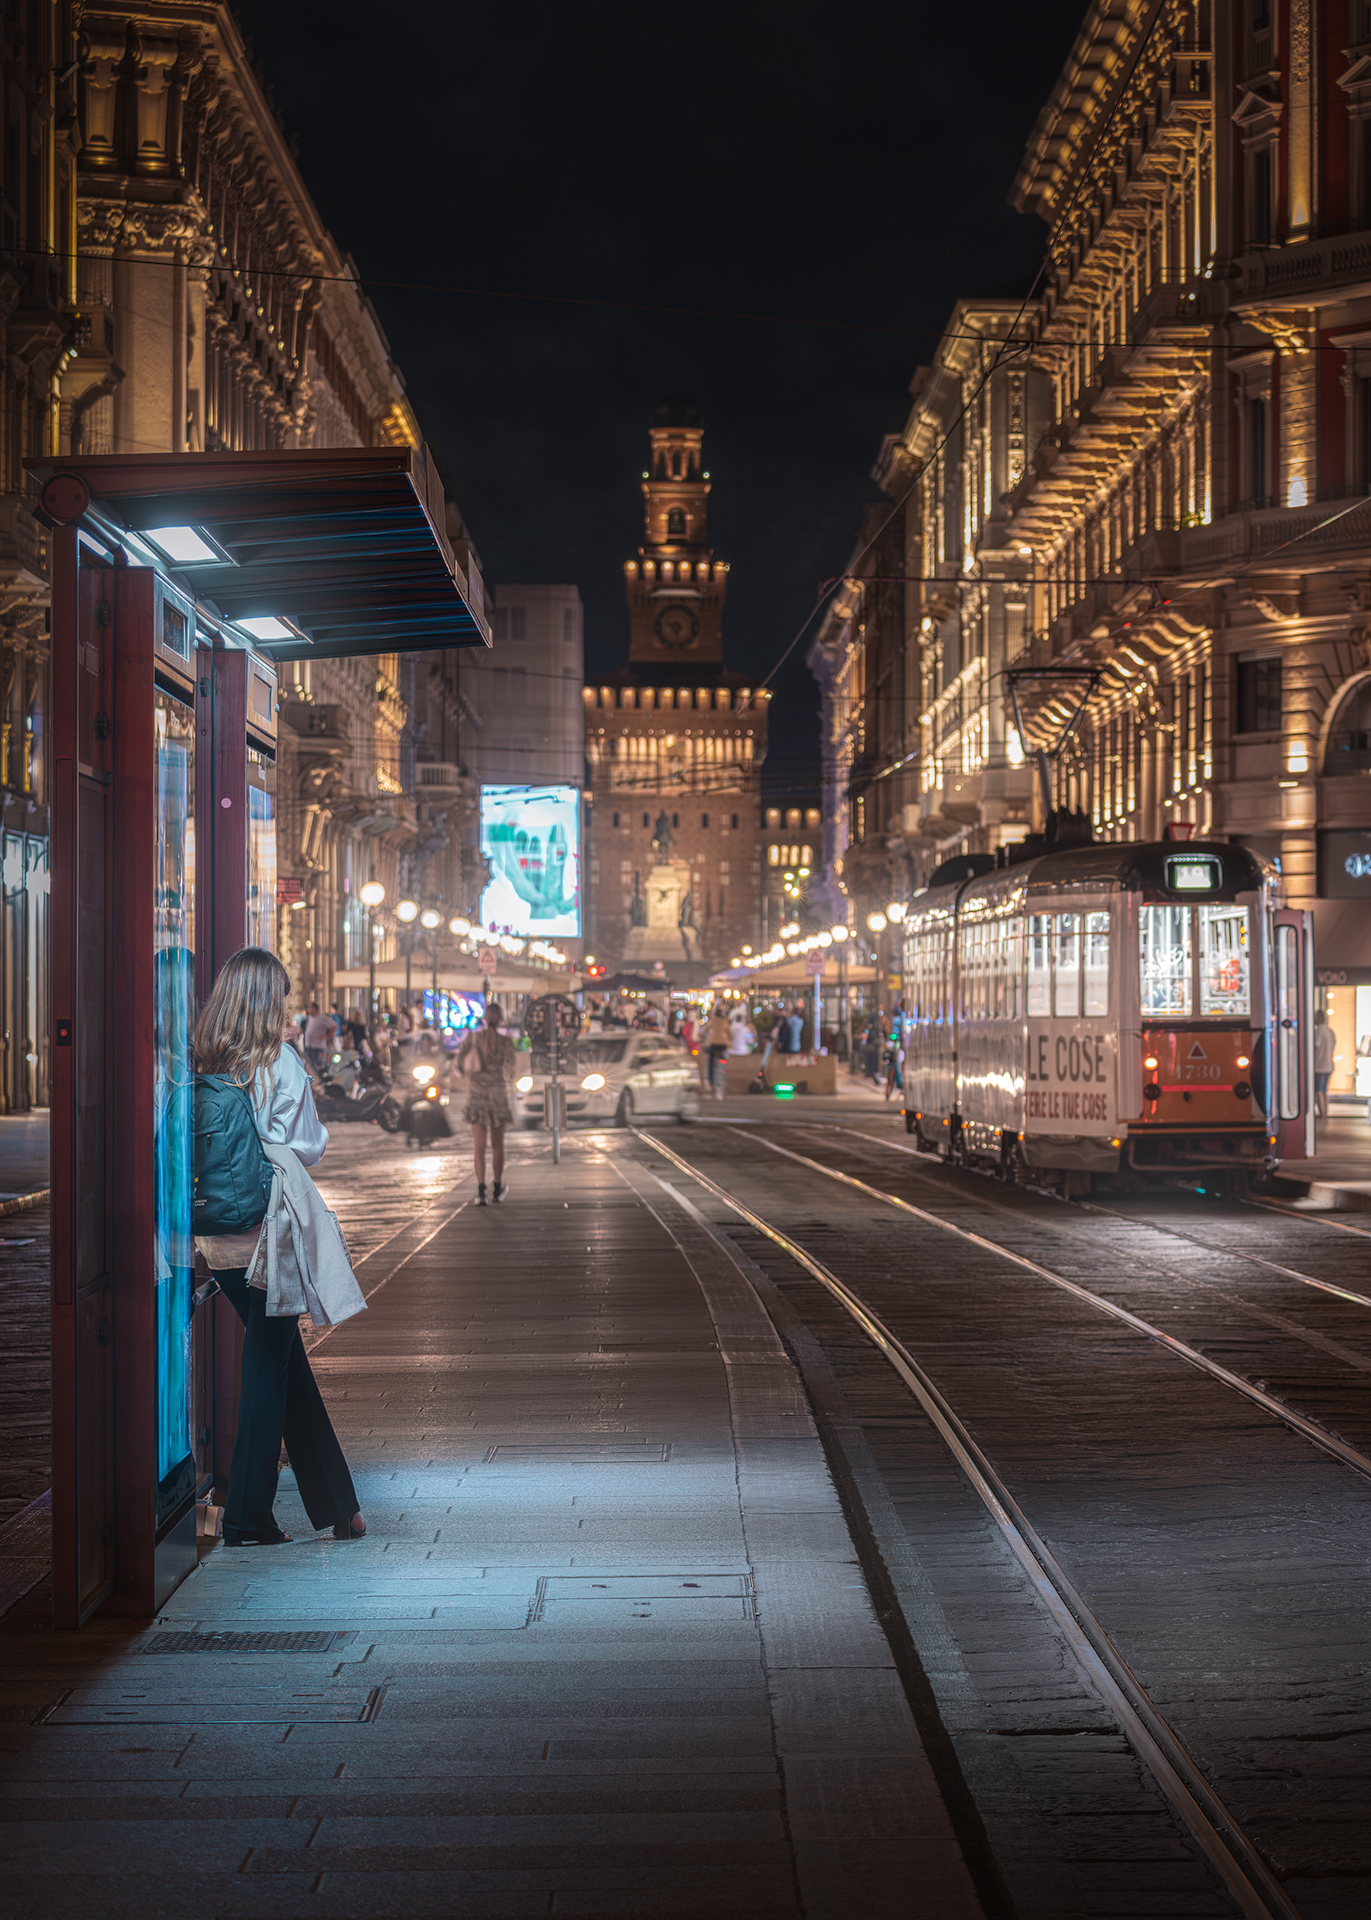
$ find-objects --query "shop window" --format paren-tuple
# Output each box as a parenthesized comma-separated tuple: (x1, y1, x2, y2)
(1235, 655, 1282, 733)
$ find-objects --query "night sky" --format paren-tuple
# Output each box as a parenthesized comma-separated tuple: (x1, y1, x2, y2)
(233, 0, 1090, 797)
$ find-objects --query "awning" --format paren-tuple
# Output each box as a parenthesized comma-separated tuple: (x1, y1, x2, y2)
(333, 961, 573, 997)
(25, 448, 487, 660)
(710, 960, 879, 989)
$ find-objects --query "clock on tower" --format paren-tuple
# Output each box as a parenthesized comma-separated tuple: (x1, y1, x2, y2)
(624, 396, 727, 665)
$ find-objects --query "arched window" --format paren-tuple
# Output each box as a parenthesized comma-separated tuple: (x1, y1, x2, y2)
(671, 451, 682, 478)
(1324, 678, 1371, 774)
(667, 507, 686, 539)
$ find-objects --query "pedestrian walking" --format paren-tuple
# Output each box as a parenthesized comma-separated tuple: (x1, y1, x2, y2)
(703, 1004, 731, 1099)
(774, 1001, 805, 1059)
(458, 1001, 515, 1204)
(1314, 1010, 1336, 1120)
(728, 1006, 755, 1056)
(302, 1001, 336, 1075)
(193, 948, 365, 1548)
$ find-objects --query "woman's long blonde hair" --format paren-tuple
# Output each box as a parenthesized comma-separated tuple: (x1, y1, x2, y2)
(195, 947, 291, 1095)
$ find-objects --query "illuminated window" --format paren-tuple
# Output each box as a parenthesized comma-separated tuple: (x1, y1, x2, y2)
(1140, 905, 1192, 1016)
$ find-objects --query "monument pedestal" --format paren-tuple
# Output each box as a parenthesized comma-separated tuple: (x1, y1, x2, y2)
(621, 861, 702, 969)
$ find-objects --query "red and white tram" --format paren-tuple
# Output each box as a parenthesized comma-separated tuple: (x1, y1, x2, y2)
(901, 840, 1313, 1191)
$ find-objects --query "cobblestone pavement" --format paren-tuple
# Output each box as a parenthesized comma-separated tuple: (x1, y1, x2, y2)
(0, 1125, 983, 1920)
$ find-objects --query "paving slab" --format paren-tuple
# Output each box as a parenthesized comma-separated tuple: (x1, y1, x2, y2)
(0, 1135, 982, 1918)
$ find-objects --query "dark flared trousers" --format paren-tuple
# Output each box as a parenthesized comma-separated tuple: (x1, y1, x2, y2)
(216, 1269, 359, 1542)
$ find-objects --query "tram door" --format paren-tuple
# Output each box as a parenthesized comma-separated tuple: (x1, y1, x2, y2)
(1272, 908, 1315, 1163)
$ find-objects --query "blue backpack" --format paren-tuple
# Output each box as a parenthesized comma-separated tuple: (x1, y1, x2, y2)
(193, 1073, 273, 1237)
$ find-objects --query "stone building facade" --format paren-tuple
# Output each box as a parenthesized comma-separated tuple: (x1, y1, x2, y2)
(0, 0, 484, 1083)
(1003, 0, 1371, 1023)
(813, 0, 1371, 1089)
(584, 400, 768, 979)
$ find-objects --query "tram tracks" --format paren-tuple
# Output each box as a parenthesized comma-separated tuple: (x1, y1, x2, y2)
(633, 1125, 1302, 1920)
(632, 1119, 1371, 1920)
(723, 1128, 1371, 1491)
(833, 1127, 1371, 1314)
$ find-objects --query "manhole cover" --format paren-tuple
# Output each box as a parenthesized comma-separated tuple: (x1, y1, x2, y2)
(141, 1630, 352, 1654)
(483, 1443, 672, 1463)
(532, 1573, 753, 1622)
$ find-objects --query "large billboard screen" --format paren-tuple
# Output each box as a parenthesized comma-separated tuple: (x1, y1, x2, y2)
(480, 784, 582, 936)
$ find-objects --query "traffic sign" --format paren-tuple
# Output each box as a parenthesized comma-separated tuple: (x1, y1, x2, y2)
(806, 951, 824, 975)
(478, 947, 498, 974)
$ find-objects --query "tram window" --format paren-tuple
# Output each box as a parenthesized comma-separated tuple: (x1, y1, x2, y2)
(1083, 912, 1110, 1016)
(1054, 914, 1081, 1017)
(1199, 904, 1251, 1016)
(1028, 915, 1051, 1015)
(1005, 919, 1022, 1022)
(1140, 904, 1192, 1015)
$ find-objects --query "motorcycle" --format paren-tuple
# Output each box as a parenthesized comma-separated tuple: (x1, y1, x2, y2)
(393, 1056, 454, 1145)
(313, 1049, 404, 1132)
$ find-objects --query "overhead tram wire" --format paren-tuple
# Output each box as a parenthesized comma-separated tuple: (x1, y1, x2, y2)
(734, 0, 1175, 715)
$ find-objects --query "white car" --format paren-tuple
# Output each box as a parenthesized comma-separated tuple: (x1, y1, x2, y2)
(514, 1033, 700, 1128)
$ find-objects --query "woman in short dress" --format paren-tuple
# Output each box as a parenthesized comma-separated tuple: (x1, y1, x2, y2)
(458, 1001, 515, 1205)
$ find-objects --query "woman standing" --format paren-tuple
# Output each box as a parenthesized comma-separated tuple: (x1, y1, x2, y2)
(458, 1001, 515, 1205)
(195, 948, 364, 1548)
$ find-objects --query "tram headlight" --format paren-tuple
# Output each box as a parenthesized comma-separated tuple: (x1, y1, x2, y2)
(1144, 1055, 1158, 1071)
(1235, 1054, 1250, 1069)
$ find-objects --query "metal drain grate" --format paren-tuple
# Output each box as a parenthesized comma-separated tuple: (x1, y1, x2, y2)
(483, 1442, 672, 1463)
(141, 1629, 352, 1654)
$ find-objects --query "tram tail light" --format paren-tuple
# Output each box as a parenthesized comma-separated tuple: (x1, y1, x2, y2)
(1143, 1083, 1162, 1101)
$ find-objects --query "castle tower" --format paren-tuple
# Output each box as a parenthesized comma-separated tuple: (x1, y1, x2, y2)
(584, 398, 767, 982)
(625, 396, 728, 665)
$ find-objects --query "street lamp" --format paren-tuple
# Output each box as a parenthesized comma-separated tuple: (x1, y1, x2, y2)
(421, 906, 442, 1022)
(360, 879, 385, 1021)
(831, 924, 851, 1067)
(867, 911, 887, 933)
(396, 898, 418, 1014)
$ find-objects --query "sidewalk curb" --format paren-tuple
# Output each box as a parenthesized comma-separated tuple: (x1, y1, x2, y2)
(0, 1187, 48, 1217)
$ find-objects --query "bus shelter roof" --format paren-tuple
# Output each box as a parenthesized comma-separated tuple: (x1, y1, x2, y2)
(26, 448, 488, 661)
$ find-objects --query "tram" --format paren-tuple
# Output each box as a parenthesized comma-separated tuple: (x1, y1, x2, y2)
(901, 839, 1313, 1191)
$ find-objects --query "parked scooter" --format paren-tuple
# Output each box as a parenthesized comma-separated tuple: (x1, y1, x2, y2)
(313, 1049, 404, 1132)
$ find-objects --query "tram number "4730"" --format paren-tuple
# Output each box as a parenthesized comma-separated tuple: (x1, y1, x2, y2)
(1181, 1063, 1223, 1082)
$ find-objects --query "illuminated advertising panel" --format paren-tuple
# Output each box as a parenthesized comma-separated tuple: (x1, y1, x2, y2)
(480, 784, 581, 936)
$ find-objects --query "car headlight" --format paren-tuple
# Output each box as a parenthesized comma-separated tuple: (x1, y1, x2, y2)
(425, 1085, 438, 1100)
(412, 1063, 436, 1084)
(516, 1074, 534, 1093)
(580, 1073, 606, 1091)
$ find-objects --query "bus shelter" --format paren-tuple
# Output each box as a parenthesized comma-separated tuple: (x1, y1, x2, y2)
(28, 450, 487, 1627)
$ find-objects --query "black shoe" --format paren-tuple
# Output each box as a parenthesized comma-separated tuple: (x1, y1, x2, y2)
(476, 1183, 488, 1206)
(493, 1181, 507, 1203)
